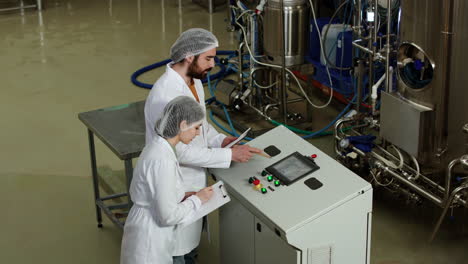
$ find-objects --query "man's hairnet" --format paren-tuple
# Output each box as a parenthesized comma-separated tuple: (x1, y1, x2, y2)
(155, 96, 204, 139)
(170, 28, 219, 63)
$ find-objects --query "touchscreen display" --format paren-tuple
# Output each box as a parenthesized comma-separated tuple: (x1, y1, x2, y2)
(268, 153, 318, 184)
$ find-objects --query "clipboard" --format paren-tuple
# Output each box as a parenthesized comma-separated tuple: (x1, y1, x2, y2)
(179, 181, 231, 228)
(224, 128, 251, 148)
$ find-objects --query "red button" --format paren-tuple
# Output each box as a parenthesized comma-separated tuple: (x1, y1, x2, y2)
(311, 154, 317, 158)
(253, 179, 260, 185)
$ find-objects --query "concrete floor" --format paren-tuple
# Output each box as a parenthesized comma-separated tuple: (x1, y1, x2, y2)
(1, 0, 467, 263)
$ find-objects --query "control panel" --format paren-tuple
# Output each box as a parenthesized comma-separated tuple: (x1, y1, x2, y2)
(247, 152, 320, 194)
(212, 126, 373, 264)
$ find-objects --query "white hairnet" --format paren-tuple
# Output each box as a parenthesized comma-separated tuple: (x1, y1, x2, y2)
(170, 28, 219, 63)
(155, 96, 205, 139)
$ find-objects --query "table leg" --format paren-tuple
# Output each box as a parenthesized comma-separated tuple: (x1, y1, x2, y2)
(37, 0, 42, 10)
(88, 129, 103, 228)
(124, 159, 134, 209)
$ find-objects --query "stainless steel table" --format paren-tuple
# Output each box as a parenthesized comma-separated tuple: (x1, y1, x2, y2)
(78, 101, 145, 228)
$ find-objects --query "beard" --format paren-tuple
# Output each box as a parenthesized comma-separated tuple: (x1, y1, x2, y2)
(187, 59, 212, 80)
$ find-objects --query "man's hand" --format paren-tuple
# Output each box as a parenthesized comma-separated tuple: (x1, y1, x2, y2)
(221, 136, 238, 148)
(231, 145, 262, 163)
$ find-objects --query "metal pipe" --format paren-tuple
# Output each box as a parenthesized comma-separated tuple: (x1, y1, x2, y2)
(286, 97, 306, 104)
(238, 42, 245, 90)
(464, 123, 468, 153)
(334, 118, 445, 206)
(367, 1, 376, 107)
(385, 0, 392, 92)
(249, 14, 257, 101)
(375, 162, 443, 206)
(356, 0, 362, 36)
(338, 118, 446, 193)
(0, 4, 36, 11)
(280, 0, 287, 124)
(430, 183, 468, 242)
(352, 41, 384, 60)
(435, 0, 455, 158)
(334, 118, 356, 156)
(445, 158, 460, 204)
(375, 144, 445, 193)
(356, 59, 364, 113)
(264, 103, 279, 116)
(248, 103, 273, 121)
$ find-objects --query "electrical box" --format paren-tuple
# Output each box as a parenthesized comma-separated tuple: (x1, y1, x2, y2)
(380, 92, 434, 157)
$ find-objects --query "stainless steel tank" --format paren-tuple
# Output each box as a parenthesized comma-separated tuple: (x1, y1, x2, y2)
(386, 0, 468, 168)
(263, 0, 309, 66)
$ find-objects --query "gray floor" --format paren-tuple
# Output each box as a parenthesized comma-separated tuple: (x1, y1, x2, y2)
(1, 1, 467, 263)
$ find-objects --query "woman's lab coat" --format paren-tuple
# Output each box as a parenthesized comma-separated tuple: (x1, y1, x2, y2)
(120, 136, 202, 264)
(144, 63, 232, 256)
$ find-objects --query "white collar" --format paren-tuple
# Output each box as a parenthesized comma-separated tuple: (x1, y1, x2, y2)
(165, 63, 201, 87)
(154, 135, 177, 160)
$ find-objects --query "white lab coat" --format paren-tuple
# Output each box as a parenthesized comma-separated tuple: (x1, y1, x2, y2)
(120, 136, 202, 264)
(144, 63, 232, 256)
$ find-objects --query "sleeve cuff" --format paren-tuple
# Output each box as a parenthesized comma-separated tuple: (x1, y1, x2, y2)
(187, 195, 202, 210)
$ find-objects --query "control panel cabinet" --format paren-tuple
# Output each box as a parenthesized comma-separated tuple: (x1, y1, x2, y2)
(211, 126, 373, 264)
(220, 196, 299, 264)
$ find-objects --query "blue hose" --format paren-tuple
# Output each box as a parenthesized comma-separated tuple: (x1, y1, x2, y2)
(131, 50, 237, 89)
(131, 59, 172, 89)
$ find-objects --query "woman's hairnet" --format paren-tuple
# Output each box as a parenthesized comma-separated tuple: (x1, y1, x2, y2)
(170, 28, 219, 63)
(155, 96, 205, 139)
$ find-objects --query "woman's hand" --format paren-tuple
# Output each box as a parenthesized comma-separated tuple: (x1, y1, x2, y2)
(182, 192, 196, 202)
(196, 186, 214, 204)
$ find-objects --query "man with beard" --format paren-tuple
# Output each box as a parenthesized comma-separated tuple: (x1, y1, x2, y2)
(144, 28, 261, 264)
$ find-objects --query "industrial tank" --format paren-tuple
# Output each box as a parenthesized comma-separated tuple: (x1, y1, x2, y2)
(263, 0, 309, 66)
(381, 0, 468, 168)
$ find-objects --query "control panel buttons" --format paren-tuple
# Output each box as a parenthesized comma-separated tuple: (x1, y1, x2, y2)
(267, 176, 273, 182)
(253, 179, 260, 186)
(274, 180, 281, 187)
(261, 170, 268, 176)
(261, 188, 267, 194)
(311, 154, 317, 159)
(254, 183, 263, 190)
(248, 177, 255, 184)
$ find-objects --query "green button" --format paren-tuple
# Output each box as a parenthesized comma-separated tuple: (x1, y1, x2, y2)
(261, 170, 268, 176)
(261, 188, 267, 194)
(274, 180, 280, 186)
(267, 176, 273, 182)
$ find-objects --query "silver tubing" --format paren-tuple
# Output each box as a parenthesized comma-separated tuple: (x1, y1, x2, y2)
(430, 183, 468, 242)
(238, 42, 245, 90)
(445, 158, 461, 204)
(374, 162, 443, 206)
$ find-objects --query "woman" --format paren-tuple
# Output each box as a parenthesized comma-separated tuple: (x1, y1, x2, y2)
(121, 96, 214, 264)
